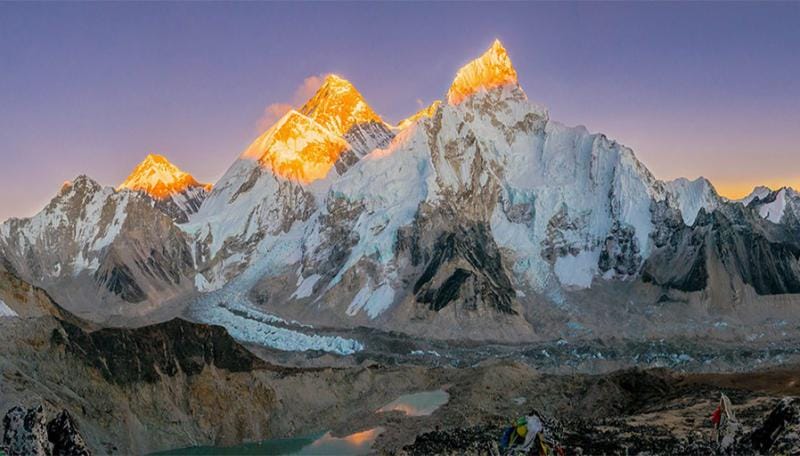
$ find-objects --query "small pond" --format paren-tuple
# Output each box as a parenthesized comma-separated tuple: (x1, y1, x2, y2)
(377, 389, 450, 417)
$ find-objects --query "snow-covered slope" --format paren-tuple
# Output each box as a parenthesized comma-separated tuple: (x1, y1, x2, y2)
(396, 100, 441, 130)
(185, 40, 735, 341)
(0, 299, 17, 318)
(118, 154, 211, 223)
(738, 186, 773, 206)
(757, 188, 796, 222)
(665, 177, 721, 225)
(0, 176, 196, 319)
(186, 74, 394, 290)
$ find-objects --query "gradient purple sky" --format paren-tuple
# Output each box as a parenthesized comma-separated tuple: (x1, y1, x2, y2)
(1, 2, 798, 222)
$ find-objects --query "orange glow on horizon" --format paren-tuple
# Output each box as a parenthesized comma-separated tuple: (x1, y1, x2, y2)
(712, 177, 799, 200)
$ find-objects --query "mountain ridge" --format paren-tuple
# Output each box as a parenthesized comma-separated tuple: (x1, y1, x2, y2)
(1, 40, 799, 346)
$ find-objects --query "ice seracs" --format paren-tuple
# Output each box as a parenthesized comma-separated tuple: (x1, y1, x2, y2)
(447, 39, 519, 105)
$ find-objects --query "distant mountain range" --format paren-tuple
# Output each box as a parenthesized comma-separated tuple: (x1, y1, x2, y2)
(2, 40, 799, 345)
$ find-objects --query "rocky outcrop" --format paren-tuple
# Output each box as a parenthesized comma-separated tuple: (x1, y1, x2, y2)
(751, 397, 800, 454)
(53, 318, 265, 385)
(644, 201, 800, 297)
(400, 426, 502, 456)
(407, 218, 515, 315)
(0, 266, 89, 328)
(46, 411, 91, 456)
(149, 186, 208, 224)
(2, 406, 90, 456)
(2, 405, 51, 456)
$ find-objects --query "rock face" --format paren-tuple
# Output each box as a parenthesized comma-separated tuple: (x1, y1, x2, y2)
(400, 426, 502, 456)
(0, 270, 278, 454)
(46, 411, 91, 456)
(751, 397, 800, 454)
(2, 405, 51, 456)
(644, 203, 800, 297)
(1, 406, 90, 456)
(54, 318, 265, 384)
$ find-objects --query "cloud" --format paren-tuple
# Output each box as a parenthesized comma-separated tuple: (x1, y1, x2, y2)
(256, 74, 327, 132)
(292, 74, 326, 105)
(256, 103, 292, 132)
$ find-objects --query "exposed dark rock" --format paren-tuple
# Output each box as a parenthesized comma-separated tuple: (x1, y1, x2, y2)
(342, 120, 394, 157)
(642, 201, 709, 292)
(751, 397, 800, 454)
(2, 406, 90, 456)
(644, 200, 800, 295)
(541, 206, 588, 261)
(94, 262, 146, 303)
(411, 222, 516, 314)
(230, 167, 262, 203)
(598, 221, 642, 277)
(401, 425, 502, 456)
(711, 205, 800, 295)
(52, 318, 266, 385)
(298, 197, 364, 292)
(150, 189, 207, 224)
(2, 405, 51, 456)
(46, 411, 90, 456)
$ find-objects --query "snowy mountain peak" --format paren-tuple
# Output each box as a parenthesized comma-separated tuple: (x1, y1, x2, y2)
(242, 109, 350, 183)
(665, 177, 721, 225)
(299, 74, 386, 137)
(397, 100, 441, 129)
(738, 186, 773, 205)
(118, 153, 210, 200)
(447, 39, 519, 105)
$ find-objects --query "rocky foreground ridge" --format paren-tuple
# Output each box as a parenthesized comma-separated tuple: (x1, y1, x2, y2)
(2, 265, 800, 455)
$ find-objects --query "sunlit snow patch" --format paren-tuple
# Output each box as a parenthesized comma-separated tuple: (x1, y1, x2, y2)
(554, 250, 599, 289)
(0, 299, 18, 318)
(346, 283, 394, 319)
(292, 274, 321, 299)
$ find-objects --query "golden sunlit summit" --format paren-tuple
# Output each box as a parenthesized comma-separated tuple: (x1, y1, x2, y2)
(447, 39, 519, 105)
(118, 153, 211, 199)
